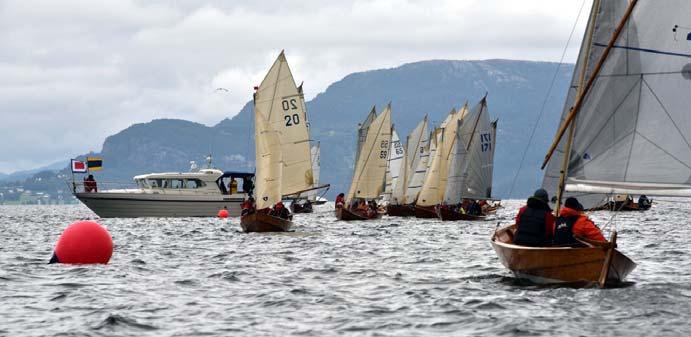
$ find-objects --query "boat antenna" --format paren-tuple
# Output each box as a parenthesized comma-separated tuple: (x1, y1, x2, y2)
(206, 154, 213, 169)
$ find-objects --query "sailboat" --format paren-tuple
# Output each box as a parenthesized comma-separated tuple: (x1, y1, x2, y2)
(491, 0, 691, 286)
(337, 104, 392, 220)
(415, 106, 467, 218)
(437, 97, 498, 221)
(387, 116, 429, 217)
(241, 51, 327, 232)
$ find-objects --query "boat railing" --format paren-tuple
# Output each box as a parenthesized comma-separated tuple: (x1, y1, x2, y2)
(66, 180, 139, 194)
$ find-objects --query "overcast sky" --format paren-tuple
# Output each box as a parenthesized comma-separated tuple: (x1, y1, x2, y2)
(0, 0, 592, 174)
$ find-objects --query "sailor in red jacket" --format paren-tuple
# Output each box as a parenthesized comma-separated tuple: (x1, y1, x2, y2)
(554, 197, 606, 244)
(514, 188, 555, 246)
(335, 193, 345, 209)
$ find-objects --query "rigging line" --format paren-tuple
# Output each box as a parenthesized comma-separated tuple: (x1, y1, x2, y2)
(507, 0, 588, 198)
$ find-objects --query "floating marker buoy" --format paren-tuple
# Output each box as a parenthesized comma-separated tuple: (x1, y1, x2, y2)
(217, 209, 229, 218)
(50, 221, 113, 264)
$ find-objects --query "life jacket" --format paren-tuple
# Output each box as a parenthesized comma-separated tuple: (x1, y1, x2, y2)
(514, 198, 551, 246)
(554, 216, 578, 245)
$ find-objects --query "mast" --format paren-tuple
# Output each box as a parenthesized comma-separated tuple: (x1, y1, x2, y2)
(542, 0, 639, 169)
(554, 0, 601, 215)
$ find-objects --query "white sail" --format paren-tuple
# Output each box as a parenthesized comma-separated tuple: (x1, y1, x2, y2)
(306, 143, 321, 201)
(542, 0, 629, 208)
(354, 106, 377, 168)
(404, 127, 432, 204)
(417, 128, 446, 206)
(346, 105, 392, 201)
(254, 51, 313, 196)
(391, 149, 408, 204)
(382, 128, 404, 202)
(459, 99, 496, 200)
(553, 1, 691, 198)
(253, 109, 282, 210)
(443, 120, 468, 205)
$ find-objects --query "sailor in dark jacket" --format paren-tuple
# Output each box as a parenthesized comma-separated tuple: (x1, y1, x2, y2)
(513, 188, 555, 246)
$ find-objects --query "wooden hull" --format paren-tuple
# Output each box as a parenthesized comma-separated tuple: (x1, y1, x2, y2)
(414, 205, 438, 218)
(436, 206, 486, 221)
(335, 207, 382, 221)
(491, 225, 636, 286)
(240, 212, 292, 233)
(587, 201, 652, 212)
(386, 204, 415, 217)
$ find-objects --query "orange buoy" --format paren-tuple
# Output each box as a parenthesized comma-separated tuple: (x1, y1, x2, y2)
(217, 209, 229, 218)
(50, 221, 113, 264)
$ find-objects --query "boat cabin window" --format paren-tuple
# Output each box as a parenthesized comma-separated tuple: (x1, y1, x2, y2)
(169, 179, 184, 189)
(147, 178, 166, 188)
(185, 179, 204, 189)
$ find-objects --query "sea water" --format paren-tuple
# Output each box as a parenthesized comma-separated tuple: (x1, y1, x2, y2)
(1, 200, 690, 336)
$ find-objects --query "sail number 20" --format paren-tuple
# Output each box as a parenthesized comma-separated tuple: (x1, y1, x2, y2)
(480, 133, 492, 152)
(281, 99, 300, 127)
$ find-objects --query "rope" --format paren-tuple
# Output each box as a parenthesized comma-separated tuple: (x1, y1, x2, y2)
(507, 0, 588, 198)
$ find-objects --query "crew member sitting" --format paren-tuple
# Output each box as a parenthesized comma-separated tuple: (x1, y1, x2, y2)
(513, 188, 555, 246)
(638, 195, 651, 209)
(241, 197, 256, 216)
(270, 201, 291, 219)
(355, 200, 369, 215)
(467, 199, 482, 216)
(554, 197, 606, 245)
(83, 174, 98, 192)
(335, 193, 345, 209)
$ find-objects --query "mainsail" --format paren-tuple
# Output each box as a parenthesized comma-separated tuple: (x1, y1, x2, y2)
(346, 105, 392, 201)
(402, 116, 430, 204)
(544, 0, 691, 198)
(459, 99, 497, 200)
(253, 109, 282, 210)
(383, 128, 404, 202)
(542, 0, 629, 208)
(254, 51, 313, 196)
(354, 106, 377, 168)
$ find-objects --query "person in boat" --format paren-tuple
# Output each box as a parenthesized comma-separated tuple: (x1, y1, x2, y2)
(241, 197, 255, 216)
(83, 174, 98, 193)
(270, 201, 291, 219)
(638, 195, 651, 208)
(554, 197, 606, 245)
(335, 193, 345, 209)
(355, 199, 369, 215)
(242, 177, 254, 195)
(229, 179, 238, 195)
(467, 199, 482, 216)
(513, 188, 555, 247)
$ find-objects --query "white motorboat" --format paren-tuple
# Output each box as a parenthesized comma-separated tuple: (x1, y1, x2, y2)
(73, 169, 254, 218)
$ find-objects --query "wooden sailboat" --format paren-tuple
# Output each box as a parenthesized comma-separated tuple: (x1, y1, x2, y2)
(240, 108, 292, 232)
(437, 97, 498, 221)
(381, 127, 405, 204)
(415, 106, 467, 218)
(241, 51, 327, 231)
(337, 104, 392, 220)
(387, 115, 429, 217)
(491, 0, 691, 285)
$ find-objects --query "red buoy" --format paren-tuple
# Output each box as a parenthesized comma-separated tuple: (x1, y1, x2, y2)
(51, 221, 113, 264)
(217, 209, 229, 218)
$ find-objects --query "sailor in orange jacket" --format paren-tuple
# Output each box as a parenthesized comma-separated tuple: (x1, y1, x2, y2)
(554, 197, 606, 244)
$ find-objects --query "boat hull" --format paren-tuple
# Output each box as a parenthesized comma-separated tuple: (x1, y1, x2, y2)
(335, 207, 382, 221)
(240, 212, 292, 232)
(588, 201, 652, 212)
(75, 192, 244, 218)
(386, 204, 415, 217)
(414, 205, 437, 218)
(491, 225, 636, 286)
(436, 206, 486, 221)
(290, 202, 313, 214)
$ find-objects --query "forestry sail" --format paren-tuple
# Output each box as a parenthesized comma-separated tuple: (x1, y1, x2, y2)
(253, 109, 282, 209)
(541, 0, 628, 208)
(306, 143, 321, 201)
(346, 105, 392, 201)
(402, 117, 430, 204)
(254, 51, 313, 196)
(547, 0, 691, 198)
(383, 128, 404, 202)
